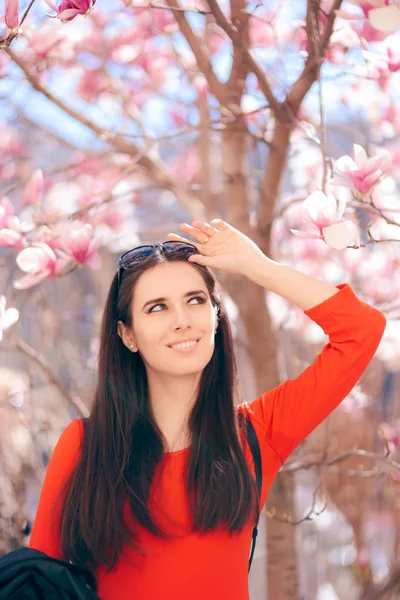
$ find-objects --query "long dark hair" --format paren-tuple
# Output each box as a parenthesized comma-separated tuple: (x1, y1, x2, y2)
(55, 248, 259, 572)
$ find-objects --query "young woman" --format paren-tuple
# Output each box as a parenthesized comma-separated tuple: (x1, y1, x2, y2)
(28, 219, 386, 600)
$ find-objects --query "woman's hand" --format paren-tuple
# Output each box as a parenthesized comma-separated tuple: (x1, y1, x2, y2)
(167, 219, 266, 275)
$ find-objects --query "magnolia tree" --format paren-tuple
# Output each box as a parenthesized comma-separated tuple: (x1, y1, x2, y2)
(1, 0, 400, 598)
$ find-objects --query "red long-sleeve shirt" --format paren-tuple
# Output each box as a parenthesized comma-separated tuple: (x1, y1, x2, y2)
(28, 283, 386, 600)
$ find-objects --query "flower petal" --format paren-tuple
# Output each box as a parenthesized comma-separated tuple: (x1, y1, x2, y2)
(368, 6, 400, 32)
(44, 0, 59, 10)
(2, 307, 19, 329)
(290, 228, 322, 239)
(0, 228, 25, 249)
(322, 220, 360, 250)
(56, 8, 81, 19)
(353, 144, 368, 168)
(334, 154, 357, 174)
(5, 0, 19, 29)
(335, 9, 363, 20)
(13, 272, 50, 290)
(302, 191, 337, 227)
(16, 244, 55, 273)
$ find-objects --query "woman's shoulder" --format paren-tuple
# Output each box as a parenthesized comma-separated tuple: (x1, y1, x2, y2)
(59, 418, 84, 442)
(50, 418, 84, 466)
(236, 401, 269, 440)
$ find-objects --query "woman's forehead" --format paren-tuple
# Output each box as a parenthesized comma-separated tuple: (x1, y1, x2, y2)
(133, 262, 208, 302)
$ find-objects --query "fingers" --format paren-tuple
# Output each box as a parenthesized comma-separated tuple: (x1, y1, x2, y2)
(187, 253, 208, 264)
(179, 223, 210, 244)
(168, 219, 229, 248)
(166, 233, 201, 249)
(191, 221, 219, 236)
(210, 219, 228, 230)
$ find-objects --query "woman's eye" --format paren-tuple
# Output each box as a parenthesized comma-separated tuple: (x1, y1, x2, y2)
(191, 296, 206, 305)
(148, 303, 166, 313)
(148, 296, 206, 313)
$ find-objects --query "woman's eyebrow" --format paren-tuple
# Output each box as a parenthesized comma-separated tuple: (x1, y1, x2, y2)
(142, 289, 207, 310)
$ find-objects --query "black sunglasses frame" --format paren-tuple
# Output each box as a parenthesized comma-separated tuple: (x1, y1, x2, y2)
(116, 241, 199, 293)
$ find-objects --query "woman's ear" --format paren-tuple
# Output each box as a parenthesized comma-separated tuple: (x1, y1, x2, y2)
(117, 321, 136, 351)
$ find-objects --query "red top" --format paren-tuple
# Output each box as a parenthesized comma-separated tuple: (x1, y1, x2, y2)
(28, 283, 386, 600)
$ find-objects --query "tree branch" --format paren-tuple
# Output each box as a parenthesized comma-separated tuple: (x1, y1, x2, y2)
(286, 0, 343, 113)
(266, 471, 327, 526)
(206, 0, 283, 117)
(5, 47, 206, 220)
(320, 0, 343, 54)
(9, 334, 88, 417)
(282, 447, 400, 476)
(129, 0, 212, 14)
(0, 0, 37, 48)
(165, 0, 227, 107)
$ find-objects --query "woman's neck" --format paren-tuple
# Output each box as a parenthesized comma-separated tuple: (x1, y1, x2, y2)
(147, 370, 201, 452)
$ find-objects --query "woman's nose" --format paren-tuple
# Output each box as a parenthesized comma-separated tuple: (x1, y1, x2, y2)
(172, 307, 191, 329)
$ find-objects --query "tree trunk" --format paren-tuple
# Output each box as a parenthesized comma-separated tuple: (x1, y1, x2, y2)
(266, 473, 298, 600)
(221, 115, 299, 598)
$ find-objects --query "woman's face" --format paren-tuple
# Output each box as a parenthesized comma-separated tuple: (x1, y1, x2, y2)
(119, 261, 218, 377)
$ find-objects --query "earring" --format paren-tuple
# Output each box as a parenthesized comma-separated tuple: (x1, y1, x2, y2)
(129, 344, 135, 350)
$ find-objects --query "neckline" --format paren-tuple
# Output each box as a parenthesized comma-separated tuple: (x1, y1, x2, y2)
(163, 446, 190, 457)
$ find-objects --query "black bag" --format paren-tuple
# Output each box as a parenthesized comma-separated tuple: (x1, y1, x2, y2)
(81, 415, 262, 572)
(244, 416, 262, 572)
(0, 547, 101, 600)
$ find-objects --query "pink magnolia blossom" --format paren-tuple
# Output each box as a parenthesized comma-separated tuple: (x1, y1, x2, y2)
(332, 144, 392, 195)
(375, 319, 400, 368)
(0, 196, 16, 229)
(0, 229, 26, 248)
(88, 203, 130, 232)
(23, 25, 65, 64)
(60, 222, 101, 268)
(362, 36, 400, 88)
(249, 11, 277, 47)
(13, 243, 71, 290)
(368, 3, 400, 31)
(170, 149, 200, 184)
(290, 190, 361, 250)
(76, 69, 108, 101)
(360, 17, 389, 42)
(362, 48, 390, 80)
(22, 170, 44, 207)
(5, 0, 19, 29)
(170, 109, 187, 128)
(346, 0, 391, 18)
(382, 103, 400, 134)
(325, 19, 360, 64)
(0, 122, 23, 156)
(0, 295, 19, 342)
(379, 421, 400, 450)
(338, 1, 400, 33)
(133, 7, 177, 35)
(45, 0, 95, 22)
(0, 197, 25, 249)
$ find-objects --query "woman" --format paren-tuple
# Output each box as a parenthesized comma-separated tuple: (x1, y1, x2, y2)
(28, 219, 386, 600)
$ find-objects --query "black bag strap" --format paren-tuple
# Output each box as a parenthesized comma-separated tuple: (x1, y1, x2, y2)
(244, 414, 262, 572)
(80, 416, 262, 572)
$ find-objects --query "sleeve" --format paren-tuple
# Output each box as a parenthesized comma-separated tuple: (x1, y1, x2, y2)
(28, 418, 83, 559)
(246, 283, 386, 465)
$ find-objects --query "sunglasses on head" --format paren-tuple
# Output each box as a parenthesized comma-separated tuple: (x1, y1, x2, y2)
(116, 241, 199, 293)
